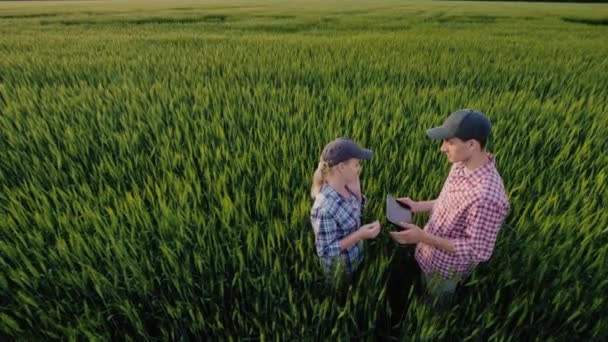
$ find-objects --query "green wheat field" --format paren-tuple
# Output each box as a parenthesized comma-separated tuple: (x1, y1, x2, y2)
(1, 0, 607, 340)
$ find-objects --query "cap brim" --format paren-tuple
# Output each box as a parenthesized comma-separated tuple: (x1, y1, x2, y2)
(426, 126, 453, 140)
(356, 148, 373, 160)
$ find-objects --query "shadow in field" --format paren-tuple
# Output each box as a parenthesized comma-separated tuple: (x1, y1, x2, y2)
(253, 15, 297, 20)
(41, 14, 228, 26)
(0, 13, 62, 19)
(436, 15, 499, 24)
(170, 7, 196, 11)
(384, 249, 422, 332)
(240, 17, 338, 34)
(562, 17, 608, 26)
(129, 15, 227, 25)
(327, 248, 423, 339)
(238, 16, 412, 34)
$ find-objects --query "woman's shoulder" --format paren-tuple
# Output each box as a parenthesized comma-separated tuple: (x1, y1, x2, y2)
(311, 190, 338, 217)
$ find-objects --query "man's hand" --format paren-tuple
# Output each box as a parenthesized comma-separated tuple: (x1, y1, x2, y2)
(359, 221, 381, 240)
(389, 222, 426, 244)
(397, 197, 434, 213)
(390, 222, 456, 253)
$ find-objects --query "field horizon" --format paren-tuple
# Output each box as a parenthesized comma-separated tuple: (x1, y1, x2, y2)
(1, 0, 607, 340)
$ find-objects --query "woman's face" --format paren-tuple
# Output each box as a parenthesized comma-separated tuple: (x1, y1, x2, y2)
(337, 158, 361, 183)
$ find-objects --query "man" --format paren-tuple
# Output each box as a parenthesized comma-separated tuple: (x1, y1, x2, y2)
(390, 109, 510, 307)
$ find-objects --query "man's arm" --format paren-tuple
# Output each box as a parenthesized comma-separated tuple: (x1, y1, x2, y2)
(421, 231, 455, 253)
(390, 197, 507, 262)
(420, 198, 507, 260)
(418, 200, 436, 213)
(449, 198, 508, 263)
(397, 198, 436, 213)
(390, 222, 454, 252)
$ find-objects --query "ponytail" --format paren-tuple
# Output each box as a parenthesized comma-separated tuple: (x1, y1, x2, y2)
(311, 159, 331, 199)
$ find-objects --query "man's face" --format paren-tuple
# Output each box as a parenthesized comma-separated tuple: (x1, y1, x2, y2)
(440, 137, 476, 163)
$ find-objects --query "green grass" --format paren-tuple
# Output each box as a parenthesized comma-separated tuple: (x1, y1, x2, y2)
(1, 0, 607, 340)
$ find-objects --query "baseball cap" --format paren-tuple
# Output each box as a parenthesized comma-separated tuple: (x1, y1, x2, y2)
(426, 109, 492, 142)
(321, 137, 373, 167)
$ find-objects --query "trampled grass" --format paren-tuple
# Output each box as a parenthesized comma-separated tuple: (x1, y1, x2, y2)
(1, 0, 607, 340)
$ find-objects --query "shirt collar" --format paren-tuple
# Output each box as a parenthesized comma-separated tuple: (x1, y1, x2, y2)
(454, 153, 496, 181)
(321, 183, 354, 203)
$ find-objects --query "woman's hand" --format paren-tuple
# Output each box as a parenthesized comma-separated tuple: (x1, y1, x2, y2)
(359, 221, 381, 240)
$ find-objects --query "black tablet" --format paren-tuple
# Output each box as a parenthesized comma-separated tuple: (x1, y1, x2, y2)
(386, 194, 412, 226)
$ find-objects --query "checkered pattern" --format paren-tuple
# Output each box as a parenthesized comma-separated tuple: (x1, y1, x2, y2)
(416, 154, 510, 280)
(310, 184, 367, 275)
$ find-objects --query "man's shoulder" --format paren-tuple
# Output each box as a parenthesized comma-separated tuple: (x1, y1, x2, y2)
(477, 167, 509, 207)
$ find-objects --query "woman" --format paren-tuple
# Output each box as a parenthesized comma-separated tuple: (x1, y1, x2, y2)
(310, 137, 381, 281)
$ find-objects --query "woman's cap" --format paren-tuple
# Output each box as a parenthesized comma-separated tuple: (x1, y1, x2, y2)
(321, 137, 373, 167)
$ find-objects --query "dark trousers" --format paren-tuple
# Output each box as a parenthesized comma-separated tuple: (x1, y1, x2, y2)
(386, 248, 423, 326)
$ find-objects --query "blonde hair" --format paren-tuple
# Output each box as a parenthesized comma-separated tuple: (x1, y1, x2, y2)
(311, 159, 332, 199)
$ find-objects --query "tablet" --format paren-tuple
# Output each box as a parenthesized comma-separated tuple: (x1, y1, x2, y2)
(386, 194, 412, 226)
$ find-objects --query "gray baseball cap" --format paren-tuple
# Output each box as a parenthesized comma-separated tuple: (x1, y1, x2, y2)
(321, 137, 373, 167)
(426, 109, 492, 142)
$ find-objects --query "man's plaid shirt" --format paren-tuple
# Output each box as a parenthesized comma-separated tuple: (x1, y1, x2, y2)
(416, 155, 510, 279)
(310, 184, 367, 275)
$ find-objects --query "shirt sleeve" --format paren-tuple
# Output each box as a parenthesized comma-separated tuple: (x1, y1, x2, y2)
(311, 210, 341, 259)
(452, 196, 508, 264)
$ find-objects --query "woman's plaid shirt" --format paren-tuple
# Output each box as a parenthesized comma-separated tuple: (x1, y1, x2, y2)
(310, 184, 367, 275)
